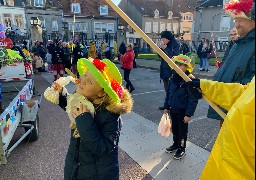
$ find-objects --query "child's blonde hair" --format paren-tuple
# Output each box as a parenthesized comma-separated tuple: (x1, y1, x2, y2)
(91, 88, 133, 114)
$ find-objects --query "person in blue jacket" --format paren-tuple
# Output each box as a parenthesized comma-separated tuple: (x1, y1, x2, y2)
(163, 55, 198, 160)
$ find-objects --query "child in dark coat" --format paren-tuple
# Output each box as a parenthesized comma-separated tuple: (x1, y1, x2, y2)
(52, 58, 133, 180)
(163, 55, 198, 160)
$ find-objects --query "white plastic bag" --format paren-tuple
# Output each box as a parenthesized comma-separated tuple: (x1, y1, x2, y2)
(158, 113, 171, 138)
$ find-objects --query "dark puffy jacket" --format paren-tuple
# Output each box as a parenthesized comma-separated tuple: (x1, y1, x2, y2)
(119, 43, 126, 55)
(59, 96, 121, 180)
(73, 46, 83, 65)
(197, 43, 204, 58)
(160, 39, 180, 80)
(164, 72, 198, 116)
(207, 29, 255, 120)
(52, 46, 64, 64)
(180, 42, 190, 55)
(63, 47, 71, 63)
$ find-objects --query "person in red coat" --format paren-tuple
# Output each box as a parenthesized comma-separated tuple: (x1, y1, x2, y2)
(120, 43, 135, 92)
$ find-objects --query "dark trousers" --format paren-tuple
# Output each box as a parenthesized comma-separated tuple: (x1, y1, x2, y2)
(163, 79, 169, 92)
(170, 110, 188, 149)
(64, 62, 71, 73)
(133, 58, 137, 68)
(123, 68, 134, 90)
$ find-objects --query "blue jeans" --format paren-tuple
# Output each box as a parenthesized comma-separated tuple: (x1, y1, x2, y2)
(200, 58, 204, 69)
(202, 58, 209, 70)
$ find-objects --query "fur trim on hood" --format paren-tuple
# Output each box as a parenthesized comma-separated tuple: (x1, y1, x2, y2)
(106, 89, 133, 114)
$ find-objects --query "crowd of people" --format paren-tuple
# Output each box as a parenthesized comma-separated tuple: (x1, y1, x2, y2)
(29, 39, 113, 81)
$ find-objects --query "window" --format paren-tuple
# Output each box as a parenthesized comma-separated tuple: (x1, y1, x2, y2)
(68, 23, 73, 31)
(34, 0, 44, 7)
(94, 22, 114, 33)
(167, 23, 172, 31)
(14, 14, 23, 28)
(152, 22, 158, 33)
(173, 23, 178, 34)
(107, 23, 114, 33)
(220, 15, 231, 31)
(154, 9, 159, 19)
(52, 20, 58, 31)
(94, 22, 101, 33)
(81, 23, 88, 32)
(75, 23, 80, 31)
(100, 5, 108, 15)
(38, 17, 45, 29)
(71, 3, 81, 14)
(160, 22, 166, 32)
(101, 23, 107, 33)
(3, 14, 12, 28)
(6, 0, 14, 6)
(183, 13, 193, 21)
(145, 22, 151, 33)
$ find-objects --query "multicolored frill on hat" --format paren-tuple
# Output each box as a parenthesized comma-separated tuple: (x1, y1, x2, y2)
(77, 58, 123, 103)
(225, 0, 254, 20)
(171, 54, 195, 73)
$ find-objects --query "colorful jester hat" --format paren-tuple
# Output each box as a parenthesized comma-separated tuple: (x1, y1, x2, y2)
(171, 54, 195, 73)
(77, 58, 123, 103)
(225, 0, 254, 20)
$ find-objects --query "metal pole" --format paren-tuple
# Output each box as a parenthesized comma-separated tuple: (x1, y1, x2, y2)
(105, 0, 226, 119)
(72, 13, 75, 52)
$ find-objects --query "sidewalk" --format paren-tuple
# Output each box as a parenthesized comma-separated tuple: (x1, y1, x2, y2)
(41, 72, 210, 180)
(119, 59, 218, 79)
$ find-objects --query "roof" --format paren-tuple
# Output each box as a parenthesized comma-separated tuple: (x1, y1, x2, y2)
(128, 0, 181, 18)
(197, 0, 223, 9)
(172, 0, 198, 13)
(58, 0, 118, 18)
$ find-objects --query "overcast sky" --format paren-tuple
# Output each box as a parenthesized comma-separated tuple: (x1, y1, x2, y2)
(112, 0, 121, 5)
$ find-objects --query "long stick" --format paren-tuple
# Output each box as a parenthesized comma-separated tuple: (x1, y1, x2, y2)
(105, 0, 226, 119)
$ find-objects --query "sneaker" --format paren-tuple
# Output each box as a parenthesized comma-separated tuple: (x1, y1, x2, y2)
(173, 148, 186, 160)
(200, 69, 205, 71)
(206, 69, 209, 72)
(129, 87, 135, 93)
(166, 144, 179, 153)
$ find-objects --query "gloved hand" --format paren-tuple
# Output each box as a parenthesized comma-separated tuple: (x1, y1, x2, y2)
(187, 78, 200, 88)
(181, 79, 202, 99)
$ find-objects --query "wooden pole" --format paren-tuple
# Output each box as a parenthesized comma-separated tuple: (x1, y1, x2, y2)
(105, 0, 226, 119)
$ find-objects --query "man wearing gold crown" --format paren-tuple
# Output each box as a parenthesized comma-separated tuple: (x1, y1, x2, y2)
(207, 0, 255, 129)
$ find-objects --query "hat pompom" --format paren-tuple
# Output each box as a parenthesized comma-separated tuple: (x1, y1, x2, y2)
(225, 0, 254, 19)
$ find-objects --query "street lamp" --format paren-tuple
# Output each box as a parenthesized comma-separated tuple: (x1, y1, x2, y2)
(118, 24, 124, 31)
(30, 17, 41, 26)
